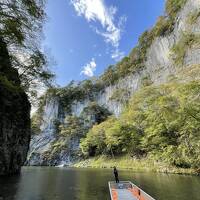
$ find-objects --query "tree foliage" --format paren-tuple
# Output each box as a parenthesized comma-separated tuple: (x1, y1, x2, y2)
(81, 81, 200, 168)
(81, 102, 111, 127)
(59, 115, 86, 137)
(47, 80, 103, 113)
(80, 117, 116, 157)
(0, 0, 54, 97)
(166, 0, 187, 19)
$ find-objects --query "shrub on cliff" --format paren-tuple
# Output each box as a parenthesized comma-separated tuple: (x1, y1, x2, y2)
(59, 115, 86, 137)
(81, 102, 111, 125)
(187, 9, 200, 25)
(171, 32, 200, 66)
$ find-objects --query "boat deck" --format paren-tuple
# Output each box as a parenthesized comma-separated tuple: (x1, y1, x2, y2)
(116, 189, 137, 200)
(108, 181, 155, 200)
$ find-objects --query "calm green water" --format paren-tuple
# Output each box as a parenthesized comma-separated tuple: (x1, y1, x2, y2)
(0, 167, 200, 200)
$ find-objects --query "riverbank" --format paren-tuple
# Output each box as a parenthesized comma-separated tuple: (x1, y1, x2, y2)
(73, 155, 199, 175)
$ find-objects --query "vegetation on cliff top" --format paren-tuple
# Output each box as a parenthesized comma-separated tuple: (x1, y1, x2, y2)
(58, 102, 111, 137)
(45, 80, 103, 113)
(100, 0, 187, 86)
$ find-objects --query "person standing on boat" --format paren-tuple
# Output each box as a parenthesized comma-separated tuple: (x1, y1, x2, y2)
(113, 166, 119, 183)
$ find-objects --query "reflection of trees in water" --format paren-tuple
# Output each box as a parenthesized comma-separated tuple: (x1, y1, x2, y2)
(14, 167, 80, 200)
(14, 167, 61, 200)
(0, 174, 21, 200)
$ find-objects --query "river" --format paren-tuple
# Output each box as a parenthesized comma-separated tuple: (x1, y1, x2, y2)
(0, 167, 200, 200)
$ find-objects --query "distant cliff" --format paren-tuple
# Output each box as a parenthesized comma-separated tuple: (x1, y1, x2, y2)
(0, 38, 30, 175)
(26, 0, 200, 167)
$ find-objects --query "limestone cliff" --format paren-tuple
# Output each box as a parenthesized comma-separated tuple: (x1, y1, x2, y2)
(26, 0, 200, 166)
(0, 38, 31, 175)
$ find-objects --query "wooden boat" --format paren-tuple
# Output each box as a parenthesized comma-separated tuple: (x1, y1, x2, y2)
(108, 181, 155, 200)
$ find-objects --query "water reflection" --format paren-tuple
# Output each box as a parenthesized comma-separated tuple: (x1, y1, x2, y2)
(0, 167, 200, 200)
(0, 174, 21, 200)
(120, 171, 200, 200)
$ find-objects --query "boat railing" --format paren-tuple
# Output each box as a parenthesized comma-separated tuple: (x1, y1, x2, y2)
(109, 181, 156, 200)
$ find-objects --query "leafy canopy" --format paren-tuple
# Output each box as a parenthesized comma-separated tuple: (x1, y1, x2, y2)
(0, 0, 54, 97)
(81, 81, 200, 168)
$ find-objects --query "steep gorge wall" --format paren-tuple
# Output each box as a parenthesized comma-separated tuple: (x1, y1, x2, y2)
(0, 39, 31, 175)
(27, 0, 200, 166)
(97, 0, 200, 115)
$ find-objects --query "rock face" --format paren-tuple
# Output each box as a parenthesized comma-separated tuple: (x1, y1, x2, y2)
(27, 0, 200, 166)
(27, 97, 111, 166)
(0, 38, 30, 175)
(27, 97, 62, 166)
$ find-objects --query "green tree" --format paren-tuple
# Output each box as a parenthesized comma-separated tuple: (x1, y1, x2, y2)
(80, 80, 200, 169)
(81, 102, 111, 126)
(59, 115, 86, 137)
(166, 0, 187, 19)
(80, 117, 116, 156)
(105, 122, 140, 157)
(0, 0, 54, 97)
(100, 65, 118, 86)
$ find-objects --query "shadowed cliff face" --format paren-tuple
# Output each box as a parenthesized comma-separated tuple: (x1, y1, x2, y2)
(0, 38, 31, 176)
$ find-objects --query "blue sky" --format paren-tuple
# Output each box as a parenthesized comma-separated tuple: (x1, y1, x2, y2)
(43, 0, 165, 87)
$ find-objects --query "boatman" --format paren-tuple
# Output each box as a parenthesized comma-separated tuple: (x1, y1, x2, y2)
(113, 166, 119, 183)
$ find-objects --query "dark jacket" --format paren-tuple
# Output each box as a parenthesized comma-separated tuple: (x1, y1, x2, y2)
(114, 169, 118, 177)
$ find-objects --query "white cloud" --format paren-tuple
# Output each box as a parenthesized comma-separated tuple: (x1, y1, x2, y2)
(81, 58, 97, 77)
(111, 49, 125, 61)
(71, 0, 126, 61)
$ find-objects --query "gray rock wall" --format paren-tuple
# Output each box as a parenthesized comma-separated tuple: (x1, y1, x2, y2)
(0, 38, 30, 175)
